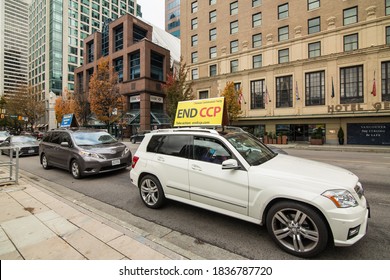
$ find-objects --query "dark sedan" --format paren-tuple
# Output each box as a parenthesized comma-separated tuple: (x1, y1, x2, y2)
(0, 135, 40, 156)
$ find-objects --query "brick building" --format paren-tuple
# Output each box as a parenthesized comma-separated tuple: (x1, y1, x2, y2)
(75, 13, 173, 136)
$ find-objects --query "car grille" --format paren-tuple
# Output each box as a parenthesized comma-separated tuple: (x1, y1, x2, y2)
(103, 151, 123, 159)
(20, 147, 39, 154)
(100, 163, 128, 171)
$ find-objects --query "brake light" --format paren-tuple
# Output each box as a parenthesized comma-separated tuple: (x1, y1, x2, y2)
(132, 156, 139, 168)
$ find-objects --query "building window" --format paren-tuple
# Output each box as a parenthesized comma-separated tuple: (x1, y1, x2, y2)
(210, 64, 217, 76)
(308, 0, 320, 10)
(278, 3, 288, 19)
(151, 52, 164, 81)
(308, 17, 320, 34)
(253, 33, 262, 48)
(209, 10, 217, 23)
(191, 18, 198, 30)
(230, 1, 238, 15)
(132, 24, 147, 40)
(87, 41, 94, 63)
(210, 0, 216, 5)
(252, 12, 262, 27)
(308, 41, 321, 58)
(230, 60, 239, 73)
(305, 71, 325, 106)
(114, 25, 123, 51)
(191, 1, 198, 13)
(278, 49, 289, 63)
(343, 6, 358, 26)
(253, 54, 262, 68)
(191, 51, 198, 63)
(230, 20, 238, 34)
(129, 51, 140, 80)
(386, 26, 390, 44)
(278, 26, 289, 41)
(199, 90, 209, 99)
(344, 33, 358, 51)
(253, 0, 262, 7)
(250, 79, 265, 109)
(382, 61, 390, 101)
(191, 34, 198, 46)
(192, 68, 199, 80)
(209, 46, 217, 58)
(114, 57, 123, 82)
(209, 28, 217, 41)
(230, 40, 239, 53)
(387, 0, 390, 15)
(276, 75, 293, 108)
(340, 65, 364, 104)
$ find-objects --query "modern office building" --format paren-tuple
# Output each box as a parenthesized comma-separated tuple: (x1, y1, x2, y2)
(181, 0, 390, 145)
(0, 0, 30, 98)
(75, 13, 179, 136)
(28, 0, 142, 129)
(165, 0, 181, 38)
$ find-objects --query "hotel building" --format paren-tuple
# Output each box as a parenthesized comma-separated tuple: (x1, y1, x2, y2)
(181, 0, 390, 145)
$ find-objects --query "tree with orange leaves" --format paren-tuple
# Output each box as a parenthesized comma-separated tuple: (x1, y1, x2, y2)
(88, 58, 122, 129)
(54, 88, 73, 123)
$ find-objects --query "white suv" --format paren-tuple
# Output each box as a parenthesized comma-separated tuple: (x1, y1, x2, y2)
(130, 127, 369, 257)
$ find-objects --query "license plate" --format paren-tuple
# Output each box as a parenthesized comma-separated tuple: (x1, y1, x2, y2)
(28, 149, 35, 153)
(112, 159, 120, 166)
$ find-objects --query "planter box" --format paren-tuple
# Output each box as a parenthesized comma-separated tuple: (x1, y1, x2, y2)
(282, 135, 288, 144)
(310, 138, 323, 145)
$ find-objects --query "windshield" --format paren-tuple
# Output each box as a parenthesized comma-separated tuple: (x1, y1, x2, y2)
(73, 131, 117, 146)
(0, 131, 10, 137)
(224, 132, 276, 166)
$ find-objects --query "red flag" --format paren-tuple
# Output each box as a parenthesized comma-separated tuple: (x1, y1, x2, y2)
(264, 86, 270, 104)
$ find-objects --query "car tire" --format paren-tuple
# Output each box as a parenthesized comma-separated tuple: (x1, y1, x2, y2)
(70, 159, 82, 179)
(139, 175, 165, 209)
(41, 154, 51, 169)
(266, 201, 328, 258)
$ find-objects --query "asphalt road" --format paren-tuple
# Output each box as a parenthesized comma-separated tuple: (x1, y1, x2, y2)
(9, 146, 390, 260)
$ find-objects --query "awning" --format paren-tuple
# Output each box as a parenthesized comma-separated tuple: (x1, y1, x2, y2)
(127, 110, 171, 126)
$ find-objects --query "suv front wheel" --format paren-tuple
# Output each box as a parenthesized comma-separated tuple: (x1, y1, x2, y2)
(266, 201, 328, 258)
(139, 175, 165, 209)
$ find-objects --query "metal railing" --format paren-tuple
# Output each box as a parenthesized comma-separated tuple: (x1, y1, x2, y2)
(0, 147, 20, 185)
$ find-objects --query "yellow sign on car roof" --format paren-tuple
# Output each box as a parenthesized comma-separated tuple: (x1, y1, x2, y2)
(174, 97, 228, 127)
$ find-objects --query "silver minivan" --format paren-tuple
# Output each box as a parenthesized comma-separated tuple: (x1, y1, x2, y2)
(39, 129, 132, 179)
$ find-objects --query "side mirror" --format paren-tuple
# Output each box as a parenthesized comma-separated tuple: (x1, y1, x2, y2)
(222, 159, 240, 170)
(60, 141, 69, 147)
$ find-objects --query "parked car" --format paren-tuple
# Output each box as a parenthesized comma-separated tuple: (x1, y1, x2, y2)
(130, 127, 369, 258)
(130, 130, 150, 144)
(0, 131, 10, 143)
(39, 129, 132, 179)
(0, 135, 39, 156)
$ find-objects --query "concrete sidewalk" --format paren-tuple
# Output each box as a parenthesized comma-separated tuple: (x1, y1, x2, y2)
(0, 172, 183, 260)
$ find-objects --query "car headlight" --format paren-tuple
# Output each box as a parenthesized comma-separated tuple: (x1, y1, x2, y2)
(122, 147, 130, 156)
(322, 189, 358, 208)
(79, 150, 105, 159)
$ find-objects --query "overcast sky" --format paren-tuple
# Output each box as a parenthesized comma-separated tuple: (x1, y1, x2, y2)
(137, 0, 165, 29)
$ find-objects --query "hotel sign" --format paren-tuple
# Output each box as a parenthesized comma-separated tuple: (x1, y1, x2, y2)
(328, 101, 390, 113)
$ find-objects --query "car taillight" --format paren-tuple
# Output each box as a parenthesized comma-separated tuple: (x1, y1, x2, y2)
(132, 156, 139, 168)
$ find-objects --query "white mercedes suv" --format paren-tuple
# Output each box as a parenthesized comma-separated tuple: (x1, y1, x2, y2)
(130, 127, 369, 258)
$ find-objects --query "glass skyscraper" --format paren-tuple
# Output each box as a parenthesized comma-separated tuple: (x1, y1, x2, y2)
(28, 0, 142, 128)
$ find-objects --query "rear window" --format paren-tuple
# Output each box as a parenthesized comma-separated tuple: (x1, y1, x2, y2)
(147, 135, 191, 158)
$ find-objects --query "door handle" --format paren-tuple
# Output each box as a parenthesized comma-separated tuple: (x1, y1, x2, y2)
(157, 156, 165, 162)
(191, 164, 202, 171)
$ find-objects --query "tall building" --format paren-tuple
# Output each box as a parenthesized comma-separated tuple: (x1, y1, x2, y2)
(28, 0, 142, 129)
(0, 0, 30, 98)
(165, 0, 181, 38)
(181, 0, 390, 145)
(75, 14, 178, 136)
